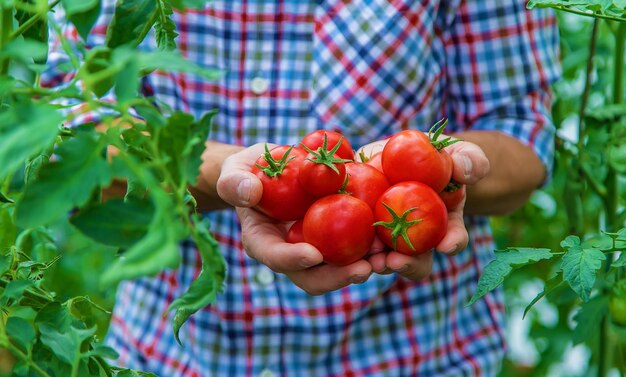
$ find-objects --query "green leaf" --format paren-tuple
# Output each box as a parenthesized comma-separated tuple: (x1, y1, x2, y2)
(609, 143, 626, 173)
(573, 295, 609, 345)
(0, 103, 62, 181)
(67, 0, 102, 41)
(106, 0, 158, 48)
(100, 192, 186, 288)
(138, 50, 223, 81)
(523, 274, 566, 319)
(3, 280, 34, 302)
(0, 38, 48, 64)
(0, 191, 13, 203)
(0, 205, 17, 253)
(81, 46, 115, 98)
(560, 235, 581, 249)
(39, 323, 95, 366)
(155, 0, 178, 50)
(15, 131, 112, 228)
(165, 0, 211, 10)
(561, 245, 606, 302)
(113, 48, 140, 103)
(6, 317, 36, 354)
(70, 198, 154, 248)
(468, 248, 554, 305)
(155, 111, 216, 186)
(61, 0, 99, 15)
(611, 252, 626, 268)
(14, 7, 49, 63)
(35, 302, 73, 332)
(24, 153, 50, 185)
(169, 216, 225, 345)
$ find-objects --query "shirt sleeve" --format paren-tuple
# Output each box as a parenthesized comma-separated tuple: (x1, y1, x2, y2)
(445, 1, 561, 180)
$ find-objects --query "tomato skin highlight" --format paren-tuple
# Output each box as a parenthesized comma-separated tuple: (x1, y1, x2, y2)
(252, 145, 316, 221)
(344, 162, 390, 210)
(300, 130, 355, 161)
(381, 130, 453, 192)
(303, 194, 375, 266)
(298, 154, 347, 197)
(374, 181, 447, 255)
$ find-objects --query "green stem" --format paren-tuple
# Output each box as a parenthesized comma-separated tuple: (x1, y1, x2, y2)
(0, 6, 13, 76)
(549, 6, 626, 24)
(6, 343, 52, 377)
(9, 0, 61, 40)
(599, 21, 626, 377)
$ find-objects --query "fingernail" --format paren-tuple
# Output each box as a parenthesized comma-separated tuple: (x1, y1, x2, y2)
(462, 156, 472, 178)
(300, 257, 319, 269)
(237, 178, 251, 204)
(446, 244, 459, 254)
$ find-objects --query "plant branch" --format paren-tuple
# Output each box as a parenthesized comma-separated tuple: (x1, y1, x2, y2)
(548, 6, 626, 24)
(9, 0, 62, 40)
(0, 6, 13, 76)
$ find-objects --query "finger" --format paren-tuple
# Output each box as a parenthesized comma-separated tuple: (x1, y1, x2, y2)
(237, 207, 324, 272)
(435, 207, 469, 255)
(446, 141, 490, 185)
(355, 140, 388, 162)
(216, 143, 271, 207)
(287, 260, 373, 296)
(386, 251, 433, 281)
(368, 252, 392, 274)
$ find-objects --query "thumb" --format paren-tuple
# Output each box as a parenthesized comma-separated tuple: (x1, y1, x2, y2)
(216, 143, 268, 207)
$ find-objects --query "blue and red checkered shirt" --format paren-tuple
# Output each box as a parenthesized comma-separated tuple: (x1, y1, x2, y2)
(45, 1, 560, 376)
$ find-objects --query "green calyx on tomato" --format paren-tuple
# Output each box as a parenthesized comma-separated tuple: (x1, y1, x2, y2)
(300, 134, 352, 174)
(443, 180, 462, 192)
(256, 144, 296, 177)
(373, 202, 423, 252)
(428, 118, 461, 151)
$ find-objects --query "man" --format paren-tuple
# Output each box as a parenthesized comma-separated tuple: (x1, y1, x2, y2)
(47, 1, 559, 375)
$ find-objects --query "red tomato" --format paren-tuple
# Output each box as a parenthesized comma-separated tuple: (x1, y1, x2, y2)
(439, 182, 466, 210)
(381, 130, 453, 192)
(366, 152, 384, 173)
(286, 220, 305, 243)
(344, 162, 390, 210)
(298, 152, 347, 197)
(303, 194, 375, 266)
(374, 181, 447, 255)
(252, 145, 315, 221)
(300, 130, 354, 161)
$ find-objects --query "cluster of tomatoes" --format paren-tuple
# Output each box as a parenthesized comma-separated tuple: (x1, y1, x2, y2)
(251, 120, 465, 266)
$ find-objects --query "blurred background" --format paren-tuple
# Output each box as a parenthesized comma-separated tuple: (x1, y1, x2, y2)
(7, 10, 623, 377)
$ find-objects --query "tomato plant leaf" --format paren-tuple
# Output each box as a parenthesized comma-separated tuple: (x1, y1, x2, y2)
(70, 198, 154, 248)
(0, 103, 62, 182)
(61, 0, 99, 16)
(5, 317, 36, 355)
(39, 323, 96, 367)
(1, 280, 34, 305)
(169, 216, 226, 345)
(113, 48, 140, 104)
(573, 295, 609, 345)
(468, 248, 554, 306)
(164, 0, 211, 10)
(137, 50, 223, 81)
(106, 0, 158, 48)
(0, 191, 13, 204)
(560, 235, 581, 249)
(66, 0, 102, 41)
(15, 131, 112, 228)
(523, 274, 566, 319)
(99, 192, 186, 288)
(561, 245, 606, 302)
(155, 0, 178, 50)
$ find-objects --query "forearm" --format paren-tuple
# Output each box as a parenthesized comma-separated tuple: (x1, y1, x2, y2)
(190, 141, 245, 212)
(453, 130, 546, 216)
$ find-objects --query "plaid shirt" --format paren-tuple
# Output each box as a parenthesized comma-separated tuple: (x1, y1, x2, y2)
(46, 1, 559, 376)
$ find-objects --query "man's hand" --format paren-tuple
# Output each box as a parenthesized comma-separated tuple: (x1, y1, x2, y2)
(357, 138, 490, 281)
(216, 144, 372, 295)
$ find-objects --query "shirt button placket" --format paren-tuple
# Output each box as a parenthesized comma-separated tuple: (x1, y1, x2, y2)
(255, 267, 275, 286)
(259, 368, 275, 377)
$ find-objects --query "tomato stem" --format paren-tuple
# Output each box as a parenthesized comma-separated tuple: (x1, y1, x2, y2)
(428, 118, 461, 150)
(256, 144, 295, 178)
(373, 202, 423, 251)
(301, 134, 351, 174)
